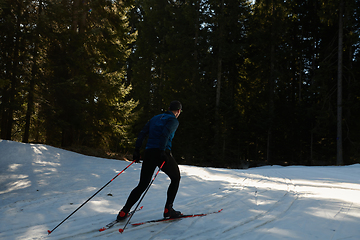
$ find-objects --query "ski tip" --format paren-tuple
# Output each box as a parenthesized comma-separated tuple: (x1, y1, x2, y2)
(119, 228, 124, 233)
(99, 227, 106, 232)
(47, 230, 52, 234)
(140, 206, 144, 209)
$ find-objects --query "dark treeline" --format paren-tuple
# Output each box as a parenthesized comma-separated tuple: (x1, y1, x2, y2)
(1, 0, 360, 168)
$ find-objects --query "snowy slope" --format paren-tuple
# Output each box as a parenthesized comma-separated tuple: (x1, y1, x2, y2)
(1, 139, 360, 240)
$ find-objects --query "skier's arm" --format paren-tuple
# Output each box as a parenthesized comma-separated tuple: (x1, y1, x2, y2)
(135, 121, 150, 150)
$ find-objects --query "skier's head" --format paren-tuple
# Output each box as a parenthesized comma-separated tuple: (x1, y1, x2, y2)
(169, 101, 182, 111)
(169, 101, 182, 118)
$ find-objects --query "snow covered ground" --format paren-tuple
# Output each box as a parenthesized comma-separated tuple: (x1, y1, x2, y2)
(1, 140, 360, 240)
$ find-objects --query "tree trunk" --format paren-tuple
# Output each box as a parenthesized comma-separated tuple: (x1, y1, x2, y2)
(336, 0, 344, 165)
(23, 1, 43, 143)
(214, 0, 225, 164)
(267, 2, 275, 165)
(4, 2, 23, 140)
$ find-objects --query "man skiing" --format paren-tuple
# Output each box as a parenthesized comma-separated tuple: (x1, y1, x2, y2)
(117, 100, 183, 220)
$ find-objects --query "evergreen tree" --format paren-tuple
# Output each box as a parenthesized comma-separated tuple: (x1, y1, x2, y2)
(1, 0, 138, 152)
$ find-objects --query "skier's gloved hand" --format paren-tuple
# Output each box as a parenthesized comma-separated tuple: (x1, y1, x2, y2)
(160, 151, 167, 163)
(133, 149, 141, 163)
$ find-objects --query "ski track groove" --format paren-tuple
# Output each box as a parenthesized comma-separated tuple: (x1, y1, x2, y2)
(179, 175, 264, 212)
(183, 208, 227, 239)
(169, 173, 278, 239)
(170, 206, 223, 240)
(147, 219, 178, 240)
(216, 169, 299, 237)
(330, 202, 354, 240)
(238, 192, 299, 237)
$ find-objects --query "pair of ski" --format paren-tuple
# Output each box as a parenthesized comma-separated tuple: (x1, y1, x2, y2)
(99, 208, 223, 233)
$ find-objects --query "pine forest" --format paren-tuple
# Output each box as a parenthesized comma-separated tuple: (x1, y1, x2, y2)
(1, 0, 360, 168)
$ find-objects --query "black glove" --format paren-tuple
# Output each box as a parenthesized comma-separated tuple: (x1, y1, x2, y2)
(133, 149, 141, 163)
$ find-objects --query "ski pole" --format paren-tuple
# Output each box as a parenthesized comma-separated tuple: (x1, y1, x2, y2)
(48, 159, 137, 235)
(119, 160, 166, 233)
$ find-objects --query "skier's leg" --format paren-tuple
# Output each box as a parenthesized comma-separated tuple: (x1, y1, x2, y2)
(118, 150, 157, 219)
(161, 152, 181, 217)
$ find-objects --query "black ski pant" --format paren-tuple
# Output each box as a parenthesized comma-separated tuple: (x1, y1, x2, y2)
(123, 148, 180, 211)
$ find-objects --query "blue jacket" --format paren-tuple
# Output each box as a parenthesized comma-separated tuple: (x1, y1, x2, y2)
(135, 111, 179, 151)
